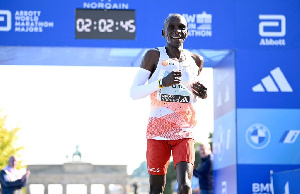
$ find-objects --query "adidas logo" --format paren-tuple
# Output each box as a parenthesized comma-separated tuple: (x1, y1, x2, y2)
(252, 67, 293, 92)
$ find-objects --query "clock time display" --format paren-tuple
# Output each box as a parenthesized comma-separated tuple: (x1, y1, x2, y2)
(75, 9, 136, 40)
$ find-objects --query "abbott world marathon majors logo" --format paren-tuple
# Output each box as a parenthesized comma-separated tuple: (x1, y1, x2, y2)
(246, 123, 271, 149)
(259, 14, 286, 46)
(0, 10, 54, 32)
(0, 10, 11, 31)
(182, 12, 212, 37)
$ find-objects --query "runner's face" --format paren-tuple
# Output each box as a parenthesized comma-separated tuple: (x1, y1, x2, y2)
(163, 16, 188, 47)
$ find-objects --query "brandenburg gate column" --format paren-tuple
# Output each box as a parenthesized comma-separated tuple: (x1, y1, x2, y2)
(104, 184, 110, 194)
(26, 184, 31, 194)
(86, 184, 91, 194)
(44, 184, 48, 194)
(122, 184, 127, 194)
(62, 184, 67, 194)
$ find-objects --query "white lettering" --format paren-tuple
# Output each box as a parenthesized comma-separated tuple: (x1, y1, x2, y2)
(13, 10, 54, 32)
(15, 10, 41, 17)
(189, 30, 212, 37)
(83, 2, 129, 9)
(183, 14, 196, 23)
(260, 183, 270, 192)
(181, 12, 212, 38)
(252, 183, 271, 193)
(253, 183, 260, 192)
(188, 23, 196, 30)
(15, 26, 42, 32)
(259, 38, 286, 46)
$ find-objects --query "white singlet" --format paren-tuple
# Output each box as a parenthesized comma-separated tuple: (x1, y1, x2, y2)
(147, 47, 200, 140)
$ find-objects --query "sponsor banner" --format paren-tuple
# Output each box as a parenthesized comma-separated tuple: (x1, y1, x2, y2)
(173, 0, 235, 49)
(272, 168, 300, 194)
(237, 164, 300, 194)
(213, 165, 237, 194)
(213, 51, 235, 119)
(0, 0, 235, 48)
(1, 0, 299, 49)
(235, 0, 300, 49)
(236, 50, 300, 109)
(237, 109, 300, 165)
(0, 0, 146, 47)
(213, 110, 236, 170)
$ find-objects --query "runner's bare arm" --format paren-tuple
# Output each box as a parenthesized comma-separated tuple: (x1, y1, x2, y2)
(140, 49, 160, 74)
(191, 53, 207, 99)
(191, 53, 203, 75)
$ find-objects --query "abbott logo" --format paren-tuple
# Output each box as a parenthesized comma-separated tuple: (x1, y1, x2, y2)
(0, 10, 12, 31)
(259, 15, 286, 46)
(259, 15, 286, 37)
(252, 67, 293, 92)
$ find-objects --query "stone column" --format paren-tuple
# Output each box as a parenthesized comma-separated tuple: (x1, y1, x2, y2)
(26, 184, 31, 194)
(62, 184, 67, 194)
(104, 184, 110, 194)
(86, 184, 91, 194)
(44, 184, 48, 194)
(122, 184, 127, 194)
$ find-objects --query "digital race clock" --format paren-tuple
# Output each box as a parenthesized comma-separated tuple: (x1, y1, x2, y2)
(75, 9, 136, 40)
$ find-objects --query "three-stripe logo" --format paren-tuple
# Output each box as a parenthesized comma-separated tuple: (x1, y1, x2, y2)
(252, 67, 293, 92)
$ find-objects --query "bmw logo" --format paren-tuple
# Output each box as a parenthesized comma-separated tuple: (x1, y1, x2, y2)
(246, 123, 271, 149)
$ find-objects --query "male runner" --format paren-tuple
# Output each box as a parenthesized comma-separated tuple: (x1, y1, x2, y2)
(130, 13, 207, 194)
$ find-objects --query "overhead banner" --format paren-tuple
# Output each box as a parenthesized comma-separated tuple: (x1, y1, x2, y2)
(0, 0, 299, 49)
(0, 0, 236, 49)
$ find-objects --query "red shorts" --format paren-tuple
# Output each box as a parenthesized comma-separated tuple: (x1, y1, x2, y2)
(146, 138, 195, 175)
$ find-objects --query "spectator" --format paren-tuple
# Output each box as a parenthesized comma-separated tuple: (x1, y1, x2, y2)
(193, 142, 213, 194)
(0, 156, 30, 194)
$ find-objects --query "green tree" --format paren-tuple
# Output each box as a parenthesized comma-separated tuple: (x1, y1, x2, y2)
(0, 111, 24, 170)
(165, 161, 176, 194)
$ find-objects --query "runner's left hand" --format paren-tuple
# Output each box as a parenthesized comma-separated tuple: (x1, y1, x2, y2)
(192, 82, 207, 99)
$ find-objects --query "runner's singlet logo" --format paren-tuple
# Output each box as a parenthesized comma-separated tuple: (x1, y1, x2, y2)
(162, 60, 169, 66)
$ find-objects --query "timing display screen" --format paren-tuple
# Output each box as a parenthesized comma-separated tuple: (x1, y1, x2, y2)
(75, 9, 136, 40)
